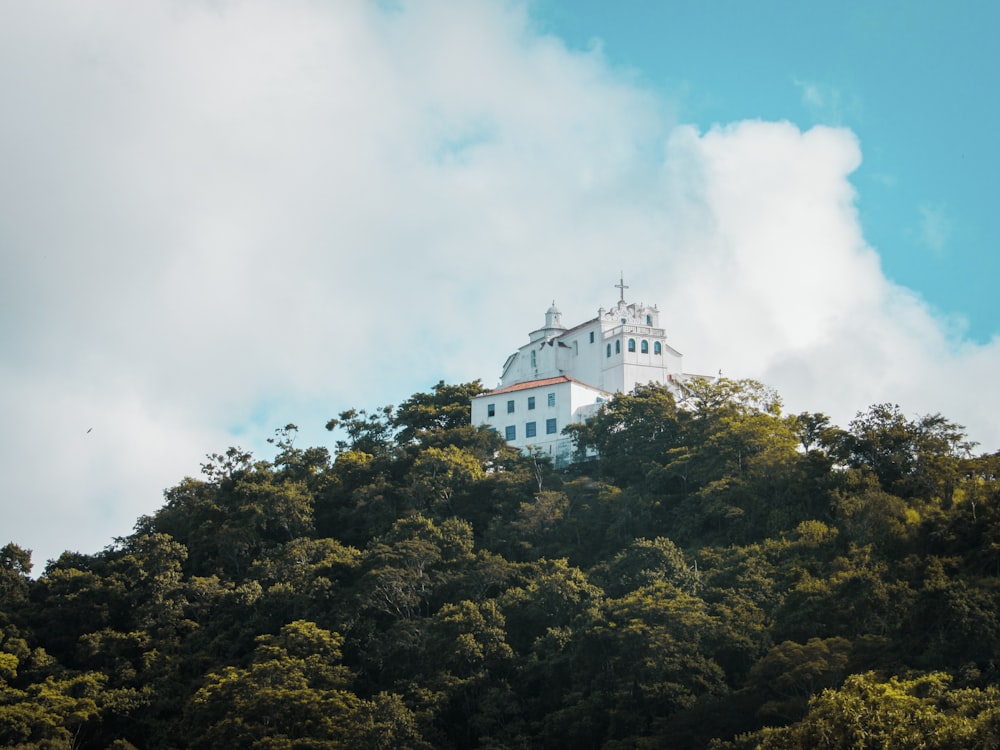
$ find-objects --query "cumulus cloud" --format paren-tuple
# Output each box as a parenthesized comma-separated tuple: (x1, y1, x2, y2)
(649, 121, 1000, 447)
(1, 0, 997, 565)
(916, 204, 951, 255)
(793, 78, 859, 125)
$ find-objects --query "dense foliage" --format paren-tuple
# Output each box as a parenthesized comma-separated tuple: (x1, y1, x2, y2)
(2, 378, 999, 749)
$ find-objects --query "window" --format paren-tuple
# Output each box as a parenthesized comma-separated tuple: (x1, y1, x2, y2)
(487, 403, 495, 417)
(646, 314, 652, 325)
(507, 400, 515, 414)
(641, 340, 649, 354)
(628, 338, 636, 352)
(525, 421, 537, 438)
(527, 396, 535, 410)
(589, 331, 595, 343)
(606, 343, 611, 358)
(546, 418, 557, 434)
(505, 425, 516, 441)
(547, 392, 555, 407)
(615, 340, 621, 354)
(654, 341, 662, 355)
(530, 350, 536, 368)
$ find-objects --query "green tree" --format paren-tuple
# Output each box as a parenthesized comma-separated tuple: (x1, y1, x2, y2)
(834, 484, 922, 553)
(747, 637, 853, 722)
(720, 672, 1000, 750)
(527, 581, 728, 748)
(502, 491, 571, 561)
(0, 543, 32, 610)
(840, 404, 972, 501)
(407, 445, 486, 514)
(592, 536, 700, 597)
(901, 556, 1000, 667)
(652, 378, 784, 493)
(657, 380, 805, 544)
(0, 670, 108, 749)
(184, 620, 427, 749)
(566, 383, 681, 487)
(772, 545, 911, 643)
(150, 454, 315, 579)
(499, 557, 603, 654)
(359, 515, 476, 622)
(326, 406, 396, 457)
(107, 532, 188, 637)
(267, 423, 332, 485)
(793, 412, 836, 453)
(28, 554, 122, 662)
(249, 537, 362, 628)
(393, 380, 488, 445)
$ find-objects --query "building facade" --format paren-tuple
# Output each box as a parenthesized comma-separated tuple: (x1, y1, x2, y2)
(471, 280, 689, 465)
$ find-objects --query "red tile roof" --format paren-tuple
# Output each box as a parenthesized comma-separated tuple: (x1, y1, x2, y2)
(481, 376, 571, 395)
(475, 375, 609, 397)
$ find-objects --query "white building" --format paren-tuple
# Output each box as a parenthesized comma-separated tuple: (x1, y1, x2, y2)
(471, 279, 691, 466)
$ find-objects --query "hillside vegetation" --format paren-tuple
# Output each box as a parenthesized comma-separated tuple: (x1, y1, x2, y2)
(2, 379, 999, 749)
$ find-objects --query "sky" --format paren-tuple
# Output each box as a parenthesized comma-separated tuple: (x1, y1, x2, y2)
(2, 0, 999, 568)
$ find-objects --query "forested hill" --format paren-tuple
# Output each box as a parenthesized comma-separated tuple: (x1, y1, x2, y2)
(2, 378, 1000, 749)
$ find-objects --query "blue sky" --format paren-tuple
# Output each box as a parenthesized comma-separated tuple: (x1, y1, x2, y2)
(538, 0, 999, 342)
(2, 0, 999, 565)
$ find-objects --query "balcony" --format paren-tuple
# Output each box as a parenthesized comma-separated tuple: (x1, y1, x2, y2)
(604, 324, 665, 338)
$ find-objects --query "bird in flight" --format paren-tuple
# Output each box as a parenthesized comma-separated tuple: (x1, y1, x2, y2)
(87, 428, 93, 434)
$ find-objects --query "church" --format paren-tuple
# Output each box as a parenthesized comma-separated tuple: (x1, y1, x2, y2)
(471, 278, 694, 466)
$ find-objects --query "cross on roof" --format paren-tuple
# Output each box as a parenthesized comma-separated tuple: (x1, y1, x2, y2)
(615, 272, 629, 302)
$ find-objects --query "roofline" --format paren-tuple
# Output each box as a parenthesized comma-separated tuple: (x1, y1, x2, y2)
(557, 316, 600, 337)
(473, 375, 612, 398)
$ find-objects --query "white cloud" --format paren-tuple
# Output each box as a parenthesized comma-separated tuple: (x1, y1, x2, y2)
(1, 0, 998, 566)
(796, 79, 826, 109)
(916, 204, 951, 255)
(650, 121, 1000, 448)
(793, 78, 860, 125)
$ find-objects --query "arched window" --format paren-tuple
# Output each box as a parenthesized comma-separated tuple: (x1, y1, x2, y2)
(615, 340, 621, 354)
(654, 341, 662, 355)
(641, 340, 649, 354)
(628, 338, 636, 352)
(606, 343, 612, 358)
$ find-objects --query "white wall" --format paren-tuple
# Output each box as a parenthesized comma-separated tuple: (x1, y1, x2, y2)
(477, 298, 688, 464)
(471, 378, 610, 466)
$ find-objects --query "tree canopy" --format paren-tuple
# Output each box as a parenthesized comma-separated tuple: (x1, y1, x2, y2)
(2, 379, 999, 748)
